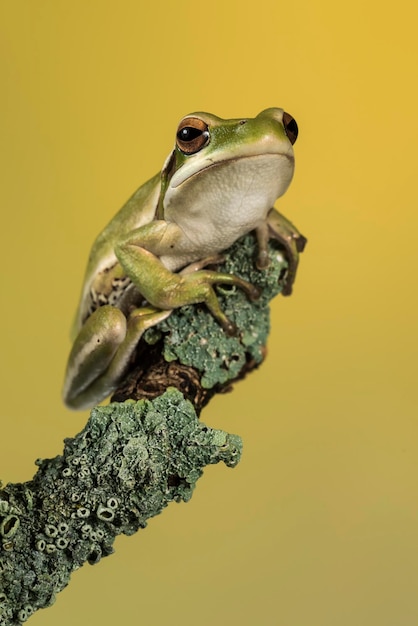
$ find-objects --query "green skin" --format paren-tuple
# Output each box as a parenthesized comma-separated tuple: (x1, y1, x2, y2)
(63, 108, 305, 410)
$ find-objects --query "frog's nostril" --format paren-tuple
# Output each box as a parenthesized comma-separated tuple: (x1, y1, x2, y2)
(282, 112, 298, 145)
(239, 119, 247, 125)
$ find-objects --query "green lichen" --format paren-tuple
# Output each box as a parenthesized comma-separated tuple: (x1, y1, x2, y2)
(144, 234, 288, 388)
(0, 389, 241, 625)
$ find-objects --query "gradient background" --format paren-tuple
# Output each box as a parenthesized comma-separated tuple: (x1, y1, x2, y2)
(1, 1, 417, 625)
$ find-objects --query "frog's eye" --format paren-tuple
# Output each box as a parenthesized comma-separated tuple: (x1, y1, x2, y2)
(282, 112, 298, 145)
(176, 117, 210, 155)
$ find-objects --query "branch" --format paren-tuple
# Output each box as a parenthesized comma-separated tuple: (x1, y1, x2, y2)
(0, 234, 292, 625)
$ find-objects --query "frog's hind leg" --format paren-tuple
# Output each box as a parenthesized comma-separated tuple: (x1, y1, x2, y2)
(63, 305, 170, 410)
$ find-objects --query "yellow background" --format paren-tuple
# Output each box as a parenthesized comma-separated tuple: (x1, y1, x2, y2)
(1, 1, 417, 624)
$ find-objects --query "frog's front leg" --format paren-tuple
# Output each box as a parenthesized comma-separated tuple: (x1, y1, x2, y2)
(115, 221, 260, 335)
(63, 305, 171, 410)
(255, 208, 307, 295)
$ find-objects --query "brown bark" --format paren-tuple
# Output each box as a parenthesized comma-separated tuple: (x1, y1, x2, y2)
(111, 339, 265, 416)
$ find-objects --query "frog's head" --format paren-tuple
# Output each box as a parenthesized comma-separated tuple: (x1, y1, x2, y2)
(160, 108, 298, 230)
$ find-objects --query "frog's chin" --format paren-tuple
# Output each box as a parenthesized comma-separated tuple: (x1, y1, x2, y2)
(169, 151, 294, 190)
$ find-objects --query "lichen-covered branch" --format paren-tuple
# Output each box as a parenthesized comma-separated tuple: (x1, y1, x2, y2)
(0, 391, 241, 625)
(0, 234, 290, 625)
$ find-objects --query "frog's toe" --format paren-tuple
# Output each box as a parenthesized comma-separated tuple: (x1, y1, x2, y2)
(296, 233, 308, 253)
(248, 284, 262, 301)
(256, 250, 270, 270)
(223, 320, 238, 337)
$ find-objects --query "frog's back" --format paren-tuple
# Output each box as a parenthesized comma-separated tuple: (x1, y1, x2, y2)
(71, 173, 161, 338)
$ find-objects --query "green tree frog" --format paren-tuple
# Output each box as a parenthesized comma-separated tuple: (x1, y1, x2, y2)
(63, 107, 306, 410)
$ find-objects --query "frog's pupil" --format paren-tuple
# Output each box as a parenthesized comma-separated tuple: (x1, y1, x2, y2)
(178, 127, 201, 142)
(287, 119, 297, 138)
(282, 112, 298, 145)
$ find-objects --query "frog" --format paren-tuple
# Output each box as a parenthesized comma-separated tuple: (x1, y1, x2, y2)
(63, 107, 306, 410)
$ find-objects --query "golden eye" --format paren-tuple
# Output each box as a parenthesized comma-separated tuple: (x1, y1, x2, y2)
(176, 117, 210, 155)
(282, 112, 298, 145)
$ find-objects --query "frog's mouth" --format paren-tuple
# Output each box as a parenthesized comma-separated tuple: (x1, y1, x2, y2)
(170, 152, 294, 190)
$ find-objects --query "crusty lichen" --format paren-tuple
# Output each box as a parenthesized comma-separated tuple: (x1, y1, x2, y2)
(0, 389, 241, 625)
(144, 234, 288, 388)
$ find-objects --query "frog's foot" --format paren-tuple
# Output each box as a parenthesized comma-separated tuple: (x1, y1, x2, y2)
(174, 269, 261, 335)
(63, 305, 171, 410)
(181, 256, 260, 334)
(256, 208, 307, 295)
